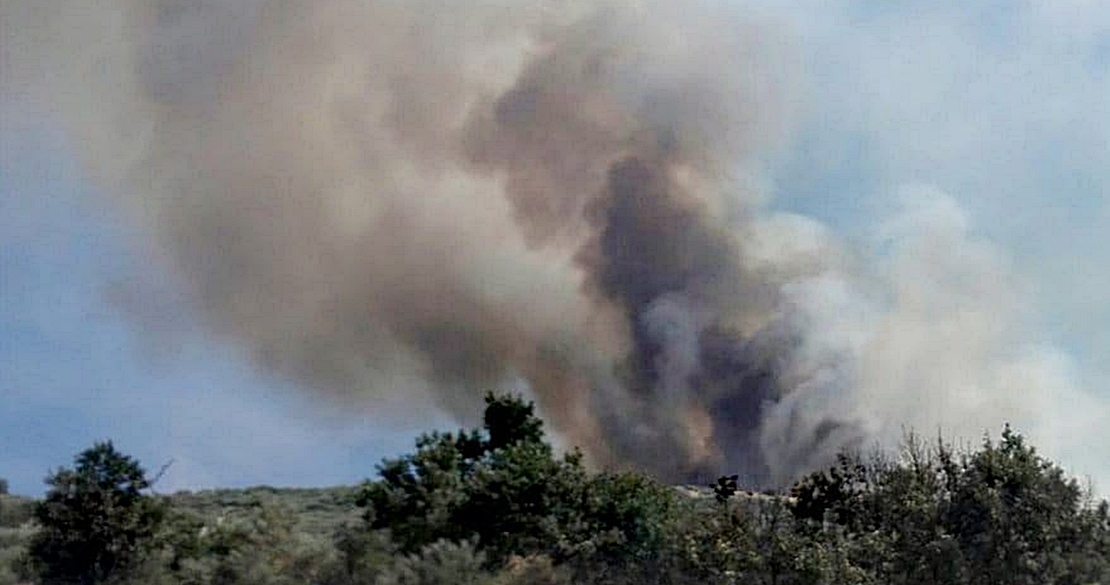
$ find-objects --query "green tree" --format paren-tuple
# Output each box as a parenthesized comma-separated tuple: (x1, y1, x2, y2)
(788, 427, 1110, 585)
(355, 399, 1110, 585)
(361, 392, 681, 572)
(560, 472, 676, 583)
(944, 425, 1104, 585)
(483, 394, 544, 451)
(27, 441, 163, 585)
(360, 393, 588, 564)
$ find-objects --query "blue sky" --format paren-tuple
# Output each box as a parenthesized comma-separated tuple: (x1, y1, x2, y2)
(1, 125, 434, 495)
(2, 1, 1109, 495)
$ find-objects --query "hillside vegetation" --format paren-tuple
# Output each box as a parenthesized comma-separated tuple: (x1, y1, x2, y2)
(3, 393, 1108, 585)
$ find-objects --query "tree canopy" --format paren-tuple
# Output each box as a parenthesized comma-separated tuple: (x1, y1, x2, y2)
(4, 401, 1108, 585)
(25, 441, 163, 585)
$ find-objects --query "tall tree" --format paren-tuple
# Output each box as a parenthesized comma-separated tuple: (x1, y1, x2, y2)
(27, 441, 163, 585)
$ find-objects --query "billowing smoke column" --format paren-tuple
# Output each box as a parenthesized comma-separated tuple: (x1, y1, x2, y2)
(443, 8, 819, 483)
(4, 0, 1102, 487)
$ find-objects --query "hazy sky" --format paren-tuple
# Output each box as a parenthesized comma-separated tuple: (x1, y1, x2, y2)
(2, 0, 1108, 495)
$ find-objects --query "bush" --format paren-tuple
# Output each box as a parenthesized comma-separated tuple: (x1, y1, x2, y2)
(788, 427, 1110, 585)
(26, 441, 163, 585)
(156, 499, 340, 585)
(0, 497, 34, 529)
(360, 393, 590, 565)
(377, 540, 488, 585)
(14, 405, 1098, 585)
(0, 523, 36, 585)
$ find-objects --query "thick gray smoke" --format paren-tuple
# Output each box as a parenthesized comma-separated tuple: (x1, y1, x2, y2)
(4, 0, 1103, 487)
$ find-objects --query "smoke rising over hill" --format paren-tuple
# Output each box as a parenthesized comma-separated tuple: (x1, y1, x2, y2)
(3, 0, 1104, 487)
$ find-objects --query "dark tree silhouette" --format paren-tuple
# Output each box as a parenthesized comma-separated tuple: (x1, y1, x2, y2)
(27, 441, 163, 585)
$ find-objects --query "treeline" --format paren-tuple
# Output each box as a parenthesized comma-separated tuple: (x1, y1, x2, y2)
(2, 393, 1109, 585)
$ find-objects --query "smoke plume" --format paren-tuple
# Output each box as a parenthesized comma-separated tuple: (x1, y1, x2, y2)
(3, 0, 1103, 487)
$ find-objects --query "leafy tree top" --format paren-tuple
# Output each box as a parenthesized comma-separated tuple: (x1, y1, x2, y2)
(29, 440, 163, 585)
(788, 426, 1109, 584)
(358, 392, 675, 568)
(483, 392, 545, 451)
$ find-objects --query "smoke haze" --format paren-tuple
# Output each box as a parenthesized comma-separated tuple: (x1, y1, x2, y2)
(3, 0, 1105, 487)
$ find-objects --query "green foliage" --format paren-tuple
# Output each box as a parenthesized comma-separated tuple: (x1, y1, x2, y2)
(487, 555, 570, 585)
(358, 398, 1110, 585)
(26, 441, 163, 585)
(483, 394, 545, 451)
(457, 442, 587, 564)
(943, 426, 1102, 585)
(0, 496, 34, 530)
(0, 479, 8, 496)
(789, 452, 871, 528)
(150, 491, 355, 585)
(377, 540, 487, 585)
(360, 393, 590, 565)
(0, 494, 35, 585)
(557, 471, 675, 583)
(317, 523, 395, 585)
(7, 401, 1109, 585)
(360, 392, 695, 577)
(167, 486, 362, 544)
(0, 523, 36, 585)
(788, 426, 1110, 585)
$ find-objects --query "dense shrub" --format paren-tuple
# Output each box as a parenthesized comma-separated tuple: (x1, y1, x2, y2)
(789, 428, 1110, 584)
(26, 442, 163, 585)
(12, 398, 1110, 585)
